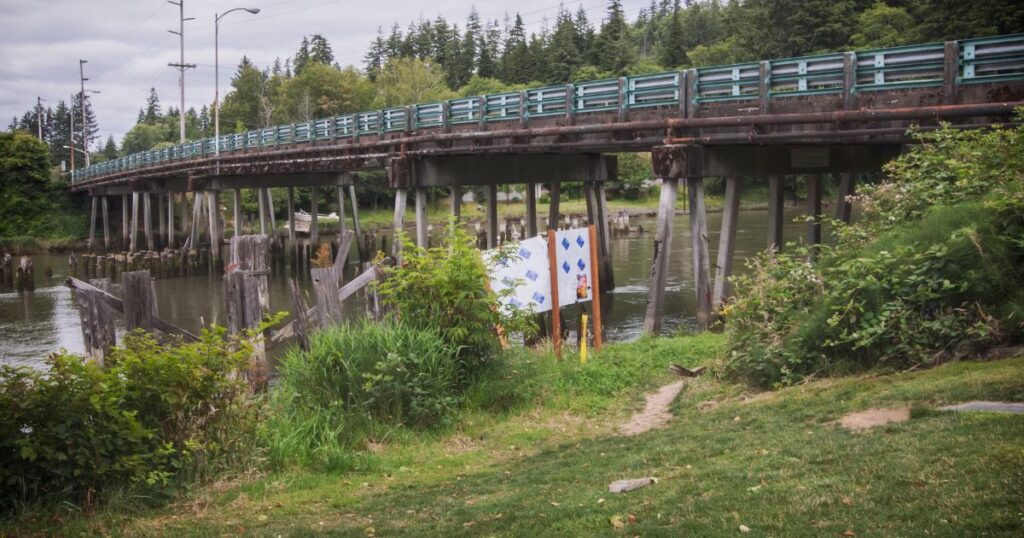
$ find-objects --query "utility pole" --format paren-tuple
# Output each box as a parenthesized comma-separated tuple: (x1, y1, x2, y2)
(168, 0, 196, 143)
(36, 96, 45, 142)
(77, 61, 100, 167)
(69, 95, 75, 172)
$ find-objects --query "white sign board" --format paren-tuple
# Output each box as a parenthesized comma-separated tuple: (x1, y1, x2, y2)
(484, 228, 593, 314)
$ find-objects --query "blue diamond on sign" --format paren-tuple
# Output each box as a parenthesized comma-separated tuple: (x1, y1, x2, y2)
(562, 261, 571, 273)
(532, 292, 545, 304)
(525, 269, 539, 281)
(576, 235, 585, 248)
(577, 258, 586, 271)
(519, 247, 531, 259)
(561, 237, 570, 250)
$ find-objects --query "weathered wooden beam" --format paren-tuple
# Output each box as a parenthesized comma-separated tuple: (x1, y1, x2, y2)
(101, 196, 110, 251)
(167, 192, 176, 247)
(450, 184, 462, 221)
(333, 229, 354, 281)
(643, 177, 678, 334)
(348, 185, 364, 263)
(835, 172, 856, 224)
(209, 191, 222, 263)
(311, 267, 344, 329)
(415, 187, 428, 248)
(310, 187, 319, 247)
(143, 193, 154, 251)
(768, 175, 784, 251)
(487, 184, 498, 249)
(806, 174, 822, 248)
(713, 176, 741, 310)
(122, 270, 156, 332)
(392, 188, 408, 258)
(122, 194, 129, 249)
(525, 182, 538, 237)
(688, 177, 712, 330)
(548, 180, 561, 230)
(286, 186, 296, 242)
(271, 264, 379, 343)
(233, 189, 242, 238)
(595, 181, 614, 291)
(88, 196, 98, 252)
(257, 188, 267, 234)
(70, 274, 198, 341)
(336, 185, 347, 235)
(157, 193, 166, 249)
(130, 192, 140, 253)
(287, 278, 313, 351)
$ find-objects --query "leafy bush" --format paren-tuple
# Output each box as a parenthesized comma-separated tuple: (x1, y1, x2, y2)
(724, 120, 1024, 388)
(0, 329, 258, 513)
(264, 320, 461, 471)
(377, 222, 534, 381)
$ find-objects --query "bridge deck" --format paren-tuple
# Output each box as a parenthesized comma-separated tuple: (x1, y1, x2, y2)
(71, 34, 1024, 193)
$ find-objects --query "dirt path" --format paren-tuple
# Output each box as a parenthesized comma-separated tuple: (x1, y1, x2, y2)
(619, 380, 686, 436)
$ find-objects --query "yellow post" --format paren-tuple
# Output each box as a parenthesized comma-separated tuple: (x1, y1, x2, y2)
(580, 313, 589, 364)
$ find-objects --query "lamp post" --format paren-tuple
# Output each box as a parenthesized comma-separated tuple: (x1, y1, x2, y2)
(214, 7, 260, 164)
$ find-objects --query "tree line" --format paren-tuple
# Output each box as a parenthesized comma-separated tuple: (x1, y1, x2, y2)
(7, 0, 1023, 163)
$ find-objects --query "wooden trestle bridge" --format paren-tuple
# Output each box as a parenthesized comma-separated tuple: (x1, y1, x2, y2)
(69, 34, 1024, 331)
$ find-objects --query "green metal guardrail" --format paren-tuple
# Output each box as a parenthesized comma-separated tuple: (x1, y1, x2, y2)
(71, 34, 1024, 184)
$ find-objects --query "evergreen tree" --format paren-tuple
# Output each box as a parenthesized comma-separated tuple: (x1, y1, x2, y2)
(102, 135, 118, 159)
(547, 6, 584, 83)
(477, 19, 502, 79)
(143, 88, 161, 125)
(658, 0, 687, 68)
(308, 34, 335, 65)
(594, 0, 636, 74)
(500, 14, 531, 84)
(294, 36, 311, 76)
(71, 91, 99, 152)
(365, 26, 387, 79)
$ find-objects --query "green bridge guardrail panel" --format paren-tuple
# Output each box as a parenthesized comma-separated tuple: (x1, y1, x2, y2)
(69, 33, 1024, 184)
(960, 34, 1024, 84)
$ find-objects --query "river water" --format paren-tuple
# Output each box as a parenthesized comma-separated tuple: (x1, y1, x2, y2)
(0, 207, 812, 369)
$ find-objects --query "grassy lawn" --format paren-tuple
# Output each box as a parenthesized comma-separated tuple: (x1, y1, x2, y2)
(8, 334, 1023, 536)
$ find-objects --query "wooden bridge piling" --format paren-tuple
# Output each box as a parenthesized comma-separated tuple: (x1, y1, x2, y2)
(392, 188, 408, 258)
(688, 177, 712, 330)
(88, 196, 97, 252)
(143, 192, 154, 251)
(286, 187, 296, 242)
(644, 177, 678, 334)
(450, 184, 462, 221)
(336, 185, 348, 236)
(596, 182, 614, 290)
(265, 188, 276, 233)
(167, 192, 176, 248)
(121, 194, 129, 249)
(525, 182, 538, 237)
(348, 185, 365, 264)
(232, 189, 242, 239)
(835, 172, 856, 223)
(487, 184, 498, 249)
(415, 188, 428, 248)
(121, 270, 156, 332)
(310, 187, 319, 247)
(101, 196, 110, 252)
(157, 193, 166, 250)
(129, 192, 139, 253)
(807, 174, 823, 252)
(767, 175, 784, 251)
(713, 176, 741, 311)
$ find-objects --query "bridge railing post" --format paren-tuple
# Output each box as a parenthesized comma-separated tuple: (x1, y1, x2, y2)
(943, 41, 959, 105)
(843, 51, 857, 111)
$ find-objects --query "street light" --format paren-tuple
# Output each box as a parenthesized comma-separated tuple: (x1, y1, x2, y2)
(214, 7, 260, 164)
(63, 145, 87, 155)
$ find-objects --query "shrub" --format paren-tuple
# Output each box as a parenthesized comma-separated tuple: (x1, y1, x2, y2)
(377, 222, 534, 382)
(723, 120, 1024, 388)
(0, 328, 258, 513)
(264, 320, 461, 471)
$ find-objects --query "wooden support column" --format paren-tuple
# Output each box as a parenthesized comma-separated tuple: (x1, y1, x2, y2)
(806, 174, 822, 248)
(143, 193, 154, 251)
(257, 188, 267, 234)
(595, 181, 614, 291)
(450, 184, 462, 221)
(713, 176, 741, 310)
(487, 183, 498, 249)
(122, 194, 129, 250)
(768, 175, 784, 251)
(101, 196, 110, 251)
(643, 178, 678, 334)
(835, 172, 856, 224)
(286, 187, 296, 242)
(208, 191, 222, 263)
(547, 181, 561, 230)
(310, 187, 319, 247)
(525, 182, 538, 237)
(688, 177, 712, 330)
(121, 270, 156, 332)
(88, 196, 98, 252)
(264, 188, 276, 233)
(348, 185, 364, 262)
(415, 188, 428, 248)
(392, 188, 408, 258)
(179, 193, 189, 242)
(336, 185, 348, 235)
(232, 189, 242, 238)
(167, 193, 176, 247)
(129, 192, 139, 253)
(157, 194, 166, 249)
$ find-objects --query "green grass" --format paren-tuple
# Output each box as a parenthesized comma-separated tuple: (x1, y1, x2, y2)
(8, 334, 1020, 536)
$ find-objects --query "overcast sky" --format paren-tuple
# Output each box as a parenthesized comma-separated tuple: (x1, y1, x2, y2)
(0, 0, 646, 145)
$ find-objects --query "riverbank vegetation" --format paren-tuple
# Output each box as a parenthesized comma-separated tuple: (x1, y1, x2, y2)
(723, 119, 1024, 387)
(0, 131, 86, 248)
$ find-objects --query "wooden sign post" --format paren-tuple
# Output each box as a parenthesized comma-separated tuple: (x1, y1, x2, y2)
(546, 228, 562, 357)
(588, 224, 603, 350)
